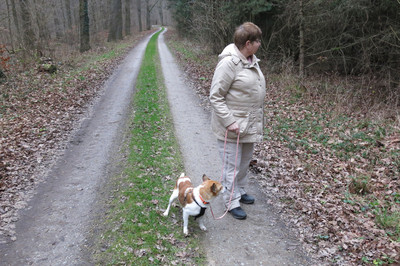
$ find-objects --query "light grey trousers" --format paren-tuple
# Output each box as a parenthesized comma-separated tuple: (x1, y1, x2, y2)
(217, 140, 254, 210)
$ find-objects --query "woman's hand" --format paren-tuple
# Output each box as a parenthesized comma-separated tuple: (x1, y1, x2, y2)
(227, 122, 240, 135)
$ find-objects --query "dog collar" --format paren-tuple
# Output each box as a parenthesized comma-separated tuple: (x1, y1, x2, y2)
(193, 197, 207, 220)
(187, 189, 209, 206)
(199, 194, 209, 205)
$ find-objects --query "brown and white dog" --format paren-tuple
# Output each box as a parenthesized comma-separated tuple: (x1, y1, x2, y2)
(163, 173, 223, 235)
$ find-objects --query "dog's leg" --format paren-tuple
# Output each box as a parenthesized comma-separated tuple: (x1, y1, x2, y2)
(182, 209, 190, 236)
(163, 189, 178, 216)
(197, 216, 207, 231)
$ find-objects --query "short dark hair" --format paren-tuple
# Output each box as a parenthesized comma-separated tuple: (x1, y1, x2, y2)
(233, 22, 262, 50)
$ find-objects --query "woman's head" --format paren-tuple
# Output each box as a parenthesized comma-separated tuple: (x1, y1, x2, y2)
(234, 22, 262, 50)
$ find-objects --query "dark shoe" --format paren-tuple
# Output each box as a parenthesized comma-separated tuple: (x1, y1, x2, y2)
(228, 207, 247, 220)
(240, 194, 255, 204)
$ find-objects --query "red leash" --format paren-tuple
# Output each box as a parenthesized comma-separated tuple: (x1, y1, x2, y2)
(210, 130, 240, 220)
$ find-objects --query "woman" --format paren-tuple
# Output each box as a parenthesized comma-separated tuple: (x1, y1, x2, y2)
(209, 22, 266, 220)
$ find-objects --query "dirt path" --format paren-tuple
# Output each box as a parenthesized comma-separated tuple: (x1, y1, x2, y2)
(0, 30, 314, 265)
(0, 34, 154, 265)
(158, 30, 314, 265)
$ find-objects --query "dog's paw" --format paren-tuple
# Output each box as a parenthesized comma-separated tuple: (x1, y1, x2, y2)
(183, 228, 189, 236)
(199, 225, 207, 231)
(163, 211, 169, 216)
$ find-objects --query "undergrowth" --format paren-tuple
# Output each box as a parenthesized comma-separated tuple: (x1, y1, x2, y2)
(266, 81, 400, 238)
(261, 74, 400, 264)
(164, 28, 400, 265)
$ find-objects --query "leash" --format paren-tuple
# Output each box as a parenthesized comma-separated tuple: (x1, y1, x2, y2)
(210, 129, 240, 220)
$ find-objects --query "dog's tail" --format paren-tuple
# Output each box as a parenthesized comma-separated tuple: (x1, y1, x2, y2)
(179, 172, 185, 178)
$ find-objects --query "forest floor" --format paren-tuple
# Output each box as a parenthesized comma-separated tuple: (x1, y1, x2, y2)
(0, 28, 313, 266)
(0, 30, 159, 264)
(158, 29, 313, 265)
(0, 27, 399, 265)
(164, 29, 400, 265)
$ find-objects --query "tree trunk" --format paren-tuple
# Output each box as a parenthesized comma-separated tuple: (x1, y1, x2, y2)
(53, 1, 63, 39)
(10, 0, 20, 36)
(101, 1, 109, 31)
(5, 0, 15, 51)
(89, 0, 98, 37)
(145, 0, 160, 30)
(65, 0, 72, 30)
(137, 0, 142, 32)
(34, 0, 50, 52)
(146, 0, 151, 30)
(125, 0, 131, 35)
(20, 0, 36, 51)
(108, 0, 123, 41)
(299, 0, 305, 78)
(79, 0, 91, 52)
(158, 0, 163, 26)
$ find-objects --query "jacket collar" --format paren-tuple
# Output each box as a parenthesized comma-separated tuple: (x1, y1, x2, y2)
(233, 44, 259, 68)
(218, 43, 260, 68)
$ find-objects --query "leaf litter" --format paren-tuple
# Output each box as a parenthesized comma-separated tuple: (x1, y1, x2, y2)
(0, 31, 151, 244)
(164, 28, 400, 265)
(0, 28, 399, 265)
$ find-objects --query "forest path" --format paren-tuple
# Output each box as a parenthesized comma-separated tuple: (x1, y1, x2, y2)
(0, 29, 313, 265)
(0, 33, 154, 265)
(159, 29, 313, 265)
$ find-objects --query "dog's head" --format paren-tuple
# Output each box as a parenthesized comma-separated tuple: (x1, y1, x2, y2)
(199, 174, 224, 201)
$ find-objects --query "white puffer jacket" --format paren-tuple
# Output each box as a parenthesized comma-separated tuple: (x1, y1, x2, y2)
(209, 43, 266, 143)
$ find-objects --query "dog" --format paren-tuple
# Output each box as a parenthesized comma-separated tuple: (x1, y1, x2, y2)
(163, 173, 223, 236)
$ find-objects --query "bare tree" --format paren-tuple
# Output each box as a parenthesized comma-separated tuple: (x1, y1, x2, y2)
(158, 0, 163, 26)
(125, 0, 131, 35)
(79, 0, 91, 52)
(89, 0, 99, 38)
(20, 0, 36, 51)
(10, 0, 20, 41)
(0, 0, 171, 59)
(137, 0, 142, 31)
(97, 0, 109, 31)
(33, 0, 50, 53)
(298, 0, 305, 77)
(108, 0, 123, 41)
(145, 0, 160, 30)
(53, 1, 63, 39)
(65, 0, 72, 30)
(5, 0, 15, 51)
(146, 0, 151, 30)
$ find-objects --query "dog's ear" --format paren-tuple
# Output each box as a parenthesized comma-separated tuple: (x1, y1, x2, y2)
(202, 174, 210, 181)
(211, 183, 217, 193)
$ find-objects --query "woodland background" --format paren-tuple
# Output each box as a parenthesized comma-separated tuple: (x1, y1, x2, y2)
(168, 0, 400, 106)
(1, 0, 399, 92)
(0, 0, 171, 61)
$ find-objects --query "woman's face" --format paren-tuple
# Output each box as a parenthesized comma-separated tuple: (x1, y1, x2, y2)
(250, 39, 261, 55)
(244, 39, 261, 56)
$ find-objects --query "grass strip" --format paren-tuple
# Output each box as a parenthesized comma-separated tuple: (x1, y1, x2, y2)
(94, 29, 205, 265)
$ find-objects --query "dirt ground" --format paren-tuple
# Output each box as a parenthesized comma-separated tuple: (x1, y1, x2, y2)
(159, 30, 315, 265)
(0, 33, 154, 265)
(0, 29, 316, 265)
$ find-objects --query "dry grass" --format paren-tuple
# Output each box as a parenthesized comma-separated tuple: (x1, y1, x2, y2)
(266, 69, 400, 128)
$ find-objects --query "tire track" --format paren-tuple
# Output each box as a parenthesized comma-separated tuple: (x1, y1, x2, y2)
(158, 28, 314, 266)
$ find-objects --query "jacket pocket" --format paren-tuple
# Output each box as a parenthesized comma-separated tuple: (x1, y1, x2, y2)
(227, 111, 251, 139)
